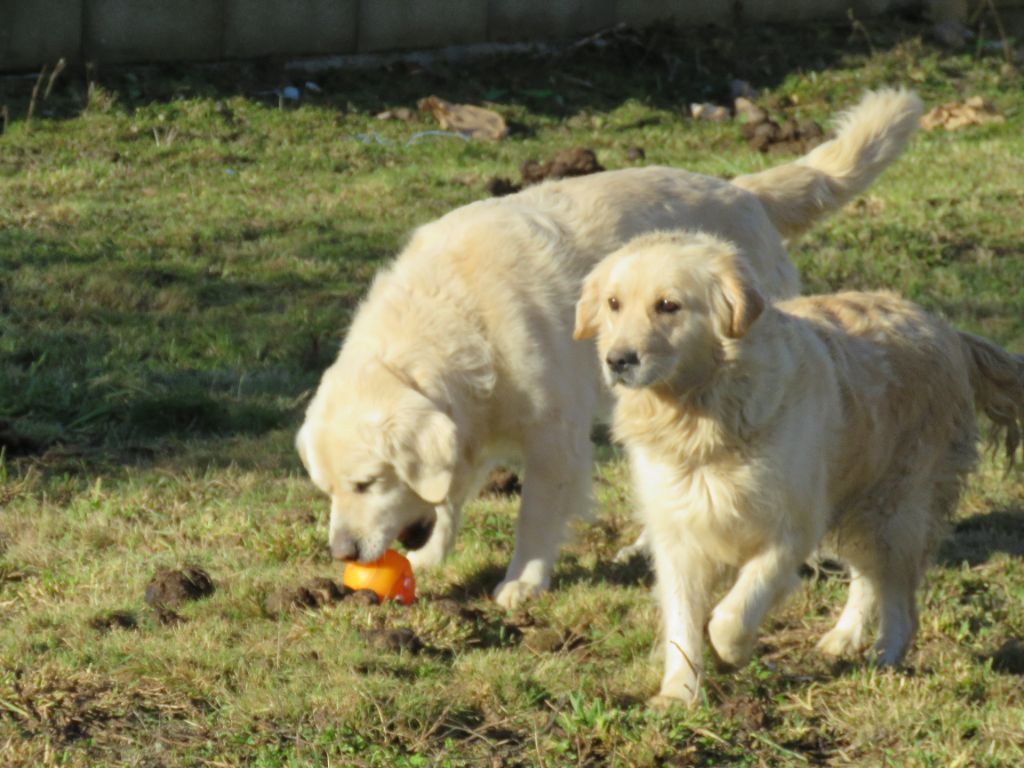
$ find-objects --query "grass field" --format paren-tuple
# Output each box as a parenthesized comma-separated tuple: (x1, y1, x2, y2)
(2, 14, 1024, 767)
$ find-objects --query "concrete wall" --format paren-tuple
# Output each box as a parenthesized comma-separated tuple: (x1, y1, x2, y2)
(0, 0, 999, 73)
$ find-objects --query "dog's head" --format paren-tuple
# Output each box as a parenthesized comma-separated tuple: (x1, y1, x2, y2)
(573, 231, 764, 391)
(296, 360, 458, 563)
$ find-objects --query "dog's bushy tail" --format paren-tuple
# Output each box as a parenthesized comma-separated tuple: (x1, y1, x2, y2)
(732, 88, 923, 238)
(960, 331, 1024, 466)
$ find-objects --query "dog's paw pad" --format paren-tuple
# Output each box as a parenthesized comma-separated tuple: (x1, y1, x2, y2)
(492, 579, 544, 609)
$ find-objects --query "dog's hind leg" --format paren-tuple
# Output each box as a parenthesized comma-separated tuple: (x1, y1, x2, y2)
(406, 501, 461, 571)
(492, 421, 593, 609)
(860, 503, 929, 667)
(871, 546, 923, 667)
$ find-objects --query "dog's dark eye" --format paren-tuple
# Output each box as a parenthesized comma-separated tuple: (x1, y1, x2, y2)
(608, 296, 620, 312)
(353, 478, 376, 494)
(655, 299, 681, 315)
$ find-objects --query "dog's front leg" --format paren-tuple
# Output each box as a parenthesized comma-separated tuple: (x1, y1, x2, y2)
(648, 539, 716, 708)
(492, 427, 592, 609)
(406, 501, 461, 571)
(708, 546, 802, 669)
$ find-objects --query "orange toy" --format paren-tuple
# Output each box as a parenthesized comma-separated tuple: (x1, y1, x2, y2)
(342, 549, 416, 605)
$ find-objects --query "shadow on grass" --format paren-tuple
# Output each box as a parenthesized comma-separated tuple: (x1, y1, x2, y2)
(938, 507, 1024, 567)
(551, 552, 655, 591)
(0, 223, 348, 462)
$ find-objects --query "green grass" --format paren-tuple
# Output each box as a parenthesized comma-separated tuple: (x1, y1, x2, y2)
(2, 15, 1024, 767)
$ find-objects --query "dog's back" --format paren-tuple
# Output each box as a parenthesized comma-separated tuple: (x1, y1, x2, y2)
(783, 291, 978, 532)
(779, 292, 1023, 602)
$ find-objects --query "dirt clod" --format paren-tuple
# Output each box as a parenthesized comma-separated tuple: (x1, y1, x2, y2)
(363, 627, 424, 654)
(719, 693, 772, 729)
(488, 147, 604, 197)
(991, 638, 1024, 674)
(626, 145, 646, 162)
(485, 176, 521, 197)
(480, 467, 522, 497)
(145, 567, 215, 608)
(349, 588, 381, 606)
(740, 106, 825, 154)
(520, 147, 604, 185)
(153, 605, 186, 626)
(263, 577, 352, 615)
(88, 610, 138, 632)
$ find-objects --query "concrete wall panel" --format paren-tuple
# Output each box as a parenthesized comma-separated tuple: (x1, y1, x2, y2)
(358, 0, 488, 52)
(489, 0, 616, 41)
(612, 0, 729, 27)
(4, 0, 983, 72)
(0, 0, 82, 72)
(224, 0, 358, 58)
(85, 0, 224, 63)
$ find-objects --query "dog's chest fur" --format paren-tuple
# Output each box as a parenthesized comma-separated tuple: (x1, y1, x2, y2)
(616, 389, 772, 564)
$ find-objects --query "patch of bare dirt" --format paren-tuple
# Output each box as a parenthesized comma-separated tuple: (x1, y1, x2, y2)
(0, 665, 206, 751)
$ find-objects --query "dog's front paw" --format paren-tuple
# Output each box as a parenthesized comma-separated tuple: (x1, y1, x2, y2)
(650, 674, 701, 709)
(816, 625, 868, 658)
(492, 578, 545, 609)
(708, 611, 755, 670)
(405, 542, 446, 572)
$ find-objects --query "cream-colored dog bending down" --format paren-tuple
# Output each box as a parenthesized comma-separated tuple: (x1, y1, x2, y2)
(574, 231, 1024, 705)
(297, 89, 922, 609)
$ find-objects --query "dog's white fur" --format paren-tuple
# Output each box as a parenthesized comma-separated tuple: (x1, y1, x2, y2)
(575, 231, 1024, 704)
(297, 89, 922, 608)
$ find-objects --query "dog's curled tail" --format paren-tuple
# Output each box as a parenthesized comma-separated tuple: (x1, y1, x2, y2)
(732, 88, 923, 238)
(960, 331, 1024, 466)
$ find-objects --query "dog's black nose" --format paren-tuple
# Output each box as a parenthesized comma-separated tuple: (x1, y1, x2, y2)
(606, 350, 640, 373)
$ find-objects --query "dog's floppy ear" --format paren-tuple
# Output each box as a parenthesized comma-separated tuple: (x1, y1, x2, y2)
(383, 388, 457, 505)
(709, 252, 765, 339)
(574, 258, 614, 341)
